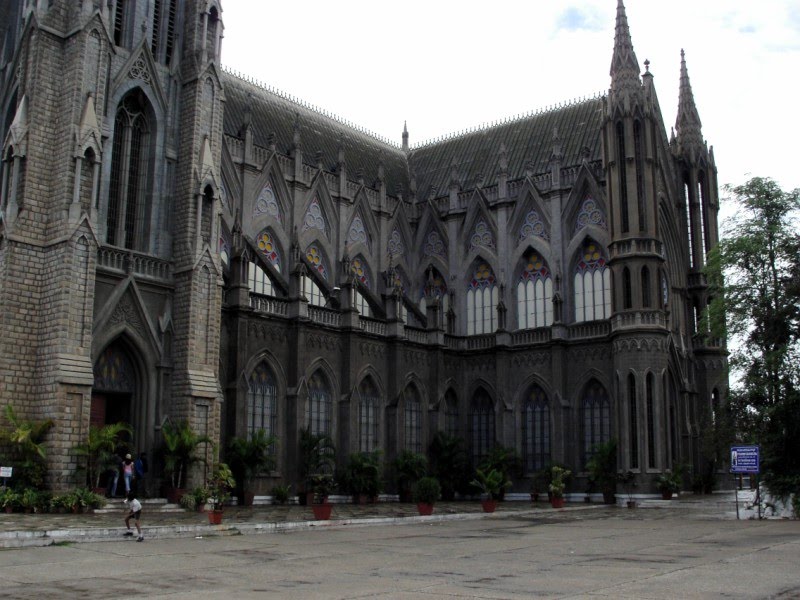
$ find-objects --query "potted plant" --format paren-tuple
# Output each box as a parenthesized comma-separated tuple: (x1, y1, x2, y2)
(549, 466, 572, 508)
(620, 470, 637, 508)
(0, 405, 54, 490)
(161, 420, 212, 504)
(471, 468, 511, 513)
(20, 488, 38, 513)
(74, 422, 132, 493)
(206, 462, 235, 524)
(309, 473, 334, 520)
(586, 439, 618, 504)
(227, 430, 277, 506)
(271, 484, 291, 505)
(413, 476, 441, 515)
(0, 488, 20, 513)
(530, 468, 550, 502)
(655, 471, 681, 500)
(343, 451, 382, 504)
(298, 428, 336, 505)
(392, 450, 427, 503)
(429, 432, 470, 501)
(479, 445, 523, 501)
(180, 486, 211, 512)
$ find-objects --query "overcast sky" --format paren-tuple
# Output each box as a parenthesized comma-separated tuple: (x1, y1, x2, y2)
(220, 0, 800, 206)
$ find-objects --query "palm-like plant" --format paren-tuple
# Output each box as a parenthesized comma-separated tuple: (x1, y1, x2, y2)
(227, 430, 277, 497)
(429, 432, 470, 500)
(1, 405, 54, 488)
(471, 467, 512, 500)
(161, 420, 212, 489)
(298, 427, 336, 483)
(74, 422, 132, 488)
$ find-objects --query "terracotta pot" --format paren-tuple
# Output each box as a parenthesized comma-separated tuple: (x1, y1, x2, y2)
(208, 509, 223, 525)
(481, 499, 497, 513)
(661, 490, 673, 500)
(550, 496, 565, 509)
(311, 503, 332, 520)
(417, 502, 434, 516)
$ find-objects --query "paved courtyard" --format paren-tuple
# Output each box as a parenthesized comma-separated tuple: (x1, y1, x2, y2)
(1, 498, 798, 599)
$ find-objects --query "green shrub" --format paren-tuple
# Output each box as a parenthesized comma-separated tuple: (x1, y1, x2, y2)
(413, 477, 441, 504)
(271, 484, 291, 505)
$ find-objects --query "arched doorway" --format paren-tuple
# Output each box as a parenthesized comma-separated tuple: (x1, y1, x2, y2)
(92, 342, 138, 431)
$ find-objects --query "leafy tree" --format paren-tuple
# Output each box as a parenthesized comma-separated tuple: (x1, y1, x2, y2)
(706, 176, 800, 497)
(160, 420, 212, 489)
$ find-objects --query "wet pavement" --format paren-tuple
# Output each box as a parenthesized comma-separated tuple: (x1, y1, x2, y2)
(0, 490, 767, 549)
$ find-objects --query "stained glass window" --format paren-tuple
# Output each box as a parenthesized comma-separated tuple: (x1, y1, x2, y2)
(305, 244, 328, 280)
(256, 229, 280, 272)
(308, 371, 331, 437)
(247, 362, 277, 443)
(423, 230, 446, 260)
(350, 256, 370, 288)
(253, 181, 282, 222)
(468, 219, 495, 252)
(387, 228, 404, 257)
(359, 379, 379, 453)
(582, 380, 610, 466)
(302, 196, 327, 236)
(517, 252, 553, 328)
(573, 197, 607, 235)
(467, 263, 497, 335)
(470, 389, 495, 464)
(93, 344, 136, 393)
(522, 385, 550, 472)
(404, 387, 422, 453)
(519, 209, 548, 242)
(347, 214, 368, 248)
(574, 240, 611, 322)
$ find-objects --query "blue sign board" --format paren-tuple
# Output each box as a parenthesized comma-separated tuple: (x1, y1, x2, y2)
(730, 445, 760, 473)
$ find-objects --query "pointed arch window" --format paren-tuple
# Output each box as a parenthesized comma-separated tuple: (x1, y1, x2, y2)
(582, 381, 610, 466)
(113, 0, 130, 47)
(420, 268, 449, 329)
(404, 387, 422, 453)
(522, 385, 550, 473)
(467, 262, 498, 335)
(247, 363, 277, 442)
(641, 266, 651, 308)
(628, 374, 639, 469)
(622, 267, 632, 309)
(347, 214, 369, 249)
(468, 218, 495, 252)
(255, 229, 281, 272)
(444, 390, 459, 437)
(387, 228, 405, 257)
(248, 262, 275, 296)
(517, 251, 553, 329)
(469, 389, 495, 464)
(358, 379, 379, 453)
(302, 275, 326, 307)
(646, 373, 656, 469)
(574, 241, 611, 322)
(634, 120, 646, 231)
(617, 121, 629, 233)
(308, 372, 332, 437)
(423, 229, 446, 260)
(107, 93, 152, 251)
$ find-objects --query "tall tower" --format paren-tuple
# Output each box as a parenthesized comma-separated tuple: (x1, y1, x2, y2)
(0, 0, 225, 489)
(603, 1, 672, 476)
(671, 49, 726, 471)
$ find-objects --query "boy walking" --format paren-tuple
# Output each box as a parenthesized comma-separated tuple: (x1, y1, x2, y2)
(123, 491, 144, 542)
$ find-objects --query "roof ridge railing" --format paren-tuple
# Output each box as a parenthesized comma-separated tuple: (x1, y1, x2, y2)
(221, 64, 402, 150)
(409, 91, 606, 150)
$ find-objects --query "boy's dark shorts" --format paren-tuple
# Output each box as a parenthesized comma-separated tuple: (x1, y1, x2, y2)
(130, 510, 141, 519)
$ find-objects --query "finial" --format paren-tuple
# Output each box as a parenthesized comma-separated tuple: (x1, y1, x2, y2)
(644, 59, 650, 72)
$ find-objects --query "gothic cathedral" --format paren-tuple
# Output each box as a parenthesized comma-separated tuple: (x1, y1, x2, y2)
(0, 0, 727, 495)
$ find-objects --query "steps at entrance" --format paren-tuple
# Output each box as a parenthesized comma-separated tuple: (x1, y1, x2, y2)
(95, 498, 185, 514)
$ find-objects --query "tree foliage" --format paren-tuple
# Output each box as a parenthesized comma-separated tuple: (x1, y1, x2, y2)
(706, 177, 800, 496)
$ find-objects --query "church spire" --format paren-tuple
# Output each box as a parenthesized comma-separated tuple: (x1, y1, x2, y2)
(402, 121, 409, 152)
(675, 49, 704, 156)
(609, 0, 641, 97)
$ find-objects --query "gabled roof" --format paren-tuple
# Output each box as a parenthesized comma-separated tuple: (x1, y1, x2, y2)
(408, 97, 605, 201)
(222, 71, 409, 196)
(222, 69, 605, 204)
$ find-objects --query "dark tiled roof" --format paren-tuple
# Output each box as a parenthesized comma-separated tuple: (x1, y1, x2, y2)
(222, 71, 409, 196)
(408, 97, 605, 201)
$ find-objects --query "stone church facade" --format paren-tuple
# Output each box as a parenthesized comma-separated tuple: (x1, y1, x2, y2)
(0, 0, 727, 494)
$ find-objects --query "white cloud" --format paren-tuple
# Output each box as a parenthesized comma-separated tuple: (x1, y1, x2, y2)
(221, 0, 800, 196)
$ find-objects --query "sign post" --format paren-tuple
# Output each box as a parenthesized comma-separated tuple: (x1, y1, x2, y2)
(0, 466, 11, 491)
(730, 445, 760, 520)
